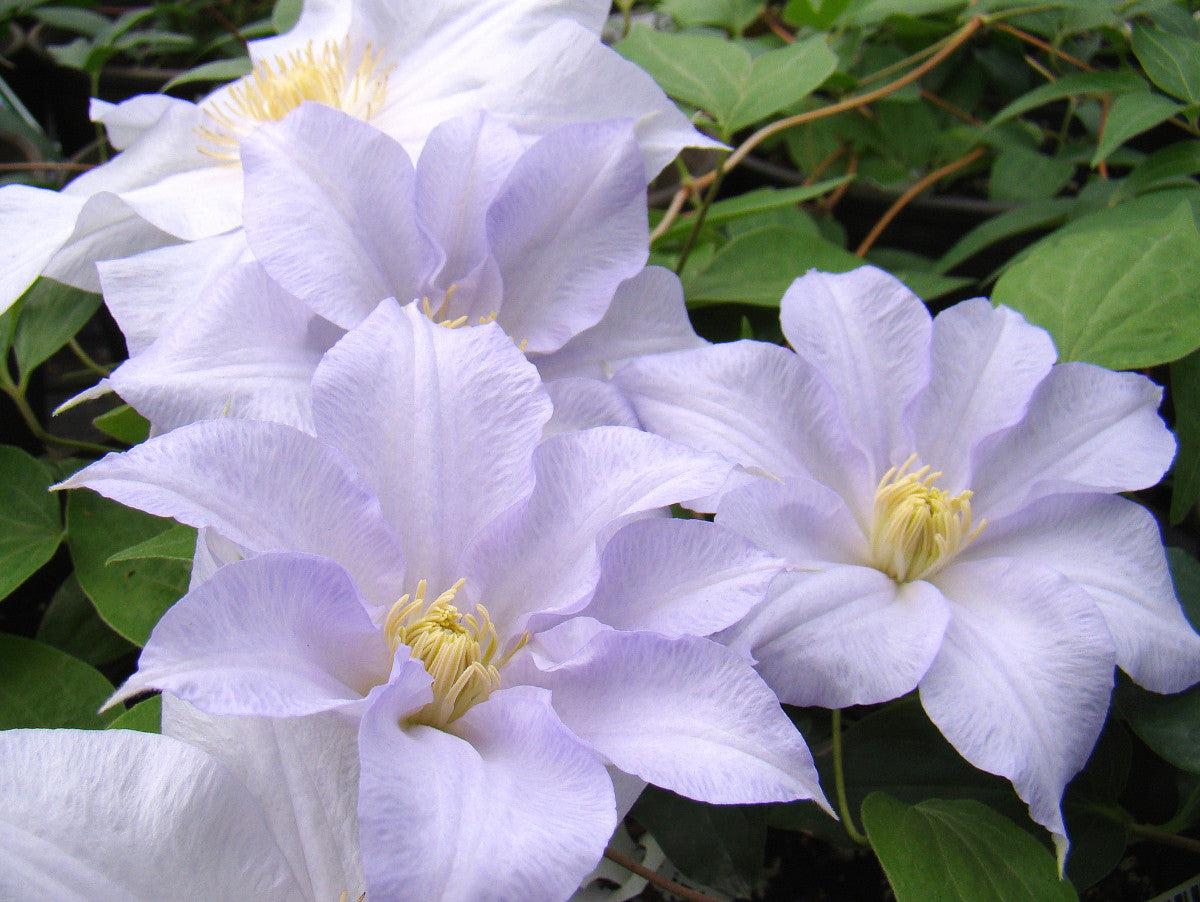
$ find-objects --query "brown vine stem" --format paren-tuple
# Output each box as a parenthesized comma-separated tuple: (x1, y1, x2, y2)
(0, 161, 95, 172)
(854, 146, 988, 257)
(650, 16, 984, 243)
(602, 847, 724, 902)
(1131, 824, 1200, 856)
(992, 21, 1094, 71)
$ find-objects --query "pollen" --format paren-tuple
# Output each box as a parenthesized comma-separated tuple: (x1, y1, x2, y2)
(868, 454, 985, 583)
(382, 578, 528, 727)
(197, 39, 391, 161)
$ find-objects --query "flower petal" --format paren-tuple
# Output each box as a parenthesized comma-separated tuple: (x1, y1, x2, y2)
(465, 426, 733, 636)
(724, 565, 950, 708)
(98, 231, 251, 355)
(0, 185, 85, 314)
(114, 552, 393, 715)
(109, 263, 342, 431)
(964, 494, 1200, 694)
(312, 300, 550, 592)
(922, 558, 1116, 846)
(525, 631, 828, 808)
(614, 340, 873, 511)
(910, 299, 1056, 491)
(358, 684, 615, 902)
(716, 474, 869, 567)
(533, 266, 705, 380)
(543, 377, 640, 434)
(584, 517, 783, 638)
(242, 103, 437, 329)
(40, 191, 176, 293)
(415, 111, 524, 301)
(0, 728, 303, 901)
(487, 120, 649, 354)
(780, 266, 931, 475)
(970, 362, 1175, 520)
(58, 418, 405, 607)
(474, 18, 720, 177)
(163, 696, 365, 902)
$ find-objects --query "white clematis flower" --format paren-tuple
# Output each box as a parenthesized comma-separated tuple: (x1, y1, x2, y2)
(613, 264, 1200, 857)
(0, 725, 365, 900)
(0, 0, 717, 314)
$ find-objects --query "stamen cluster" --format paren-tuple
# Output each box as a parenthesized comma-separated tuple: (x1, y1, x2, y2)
(198, 39, 390, 160)
(868, 455, 984, 583)
(382, 578, 526, 726)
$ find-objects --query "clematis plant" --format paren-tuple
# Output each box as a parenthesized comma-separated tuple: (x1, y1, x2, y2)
(61, 299, 826, 901)
(92, 105, 703, 433)
(613, 265, 1200, 857)
(0, 0, 716, 314)
(0, 725, 364, 900)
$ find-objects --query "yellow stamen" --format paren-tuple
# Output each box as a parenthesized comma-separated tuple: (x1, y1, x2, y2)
(383, 579, 529, 727)
(868, 454, 985, 583)
(197, 39, 391, 161)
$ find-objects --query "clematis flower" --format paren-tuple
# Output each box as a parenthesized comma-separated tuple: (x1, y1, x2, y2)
(613, 265, 1200, 855)
(61, 299, 825, 901)
(0, 725, 364, 900)
(0, 0, 717, 314)
(92, 105, 703, 433)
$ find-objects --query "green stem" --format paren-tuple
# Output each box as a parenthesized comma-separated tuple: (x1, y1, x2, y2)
(67, 338, 113, 378)
(0, 369, 112, 456)
(674, 151, 728, 276)
(831, 708, 870, 846)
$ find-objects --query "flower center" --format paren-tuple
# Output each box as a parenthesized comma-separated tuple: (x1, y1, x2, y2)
(868, 455, 985, 583)
(421, 293, 527, 351)
(382, 578, 527, 727)
(197, 39, 390, 161)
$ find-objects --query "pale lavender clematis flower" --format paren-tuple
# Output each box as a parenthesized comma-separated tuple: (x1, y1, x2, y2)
(0, 0, 717, 314)
(95, 105, 703, 432)
(0, 726, 363, 900)
(614, 264, 1200, 857)
(60, 300, 823, 901)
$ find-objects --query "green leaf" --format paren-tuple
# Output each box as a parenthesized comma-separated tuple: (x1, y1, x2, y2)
(36, 573, 136, 666)
(992, 202, 1200, 369)
(161, 56, 253, 92)
(862, 794, 1077, 902)
(935, 200, 1075, 274)
(654, 178, 851, 244)
(93, 404, 150, 445)
(783, 0, 853, 29)
(0, 633, 116, 729)
(0, 445, 62, 602)
(107, 695, 161, 733)
(841, 0, 968, 26)
(1117, 141, 1200, 201)
(617, 26, 749, 135)
(107, 523, 197, 564)
(683, 226, 861, 306)
(1092, 91, 1183, 166)
(30, 6, 112, 37)
(659, 0, 762, 34)
(990, 145, 1075, 203)
(630, 788, 767, 898)
(67, 490, 191, 646)
(1171, 349, 1200, 524)
(12, 277, 103, 378)
(1133, 24, 1200, 106)
(989, 72, 1145, 127)
(272, 0, 303, 35)
(617, 28, 834, 136)
(726, 36, 837, 134)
